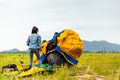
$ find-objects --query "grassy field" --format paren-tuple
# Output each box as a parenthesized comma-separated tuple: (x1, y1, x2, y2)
(0, 53, 120, 80)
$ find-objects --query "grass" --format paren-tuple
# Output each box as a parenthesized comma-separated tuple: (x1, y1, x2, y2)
(0, 53, 120, 80)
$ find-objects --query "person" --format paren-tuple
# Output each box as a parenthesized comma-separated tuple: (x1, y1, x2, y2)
(27, 26, 41, 69)
(42, 32, 71, 68)
(47, 32, 58, 51)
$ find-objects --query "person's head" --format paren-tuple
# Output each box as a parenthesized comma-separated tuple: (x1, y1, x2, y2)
(43, 40, 47, 43)
(55, 32, 58, 34)
(31, 26, 38, 34)
(54, 32, 59, 37)
(54, 32, 58, 35)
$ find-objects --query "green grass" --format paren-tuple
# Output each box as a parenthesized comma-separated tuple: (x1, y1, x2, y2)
(0, 53, 120, 80)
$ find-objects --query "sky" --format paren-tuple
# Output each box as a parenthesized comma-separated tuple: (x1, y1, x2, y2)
(0, 0, 120, 51)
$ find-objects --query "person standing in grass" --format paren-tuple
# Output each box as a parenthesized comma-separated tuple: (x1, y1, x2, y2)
(27, 26, 41, 69)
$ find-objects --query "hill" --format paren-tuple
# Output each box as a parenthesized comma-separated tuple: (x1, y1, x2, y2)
(83, 40, 120, 52)
(0, 48, 21, 53)
(0, 40, 120, 53)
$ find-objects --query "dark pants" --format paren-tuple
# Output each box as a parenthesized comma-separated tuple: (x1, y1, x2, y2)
(29, 48, 40, 69)
(43, 51, 71, 68)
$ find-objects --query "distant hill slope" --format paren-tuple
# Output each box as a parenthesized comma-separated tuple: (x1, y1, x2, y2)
(83, 40, 120, 52)
(1, 48, 21, 53)
(1, 40, 120, 53)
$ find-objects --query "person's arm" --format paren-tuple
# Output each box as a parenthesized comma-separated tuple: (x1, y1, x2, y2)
(38, 35, 41, 47)
(27, 36, 30, 46)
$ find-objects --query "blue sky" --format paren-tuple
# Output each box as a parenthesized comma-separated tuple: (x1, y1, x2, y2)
(0, 0, 120, 51)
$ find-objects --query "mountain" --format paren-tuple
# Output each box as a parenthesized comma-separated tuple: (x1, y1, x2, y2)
(1, 40, 120, 53)
(83, 40, 120, 52)
(1, 48, 21, 53)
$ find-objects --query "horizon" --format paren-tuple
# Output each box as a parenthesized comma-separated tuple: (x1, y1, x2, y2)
(0, 0, 120, 51)
(0, 40, 120, 52)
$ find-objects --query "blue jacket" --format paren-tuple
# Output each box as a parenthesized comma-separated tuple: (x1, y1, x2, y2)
(27, 33, 41, 49)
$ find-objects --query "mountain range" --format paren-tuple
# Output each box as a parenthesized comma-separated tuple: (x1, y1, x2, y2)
(83, 40, 120, 52)
(0, 48, 28, 53)
(0, 40, 120, 53)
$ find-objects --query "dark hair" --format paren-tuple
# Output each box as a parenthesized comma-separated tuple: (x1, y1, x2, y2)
(32, 26, 38, 34)
(43, 40, 47, 42)
(54, 32, 58, 35)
